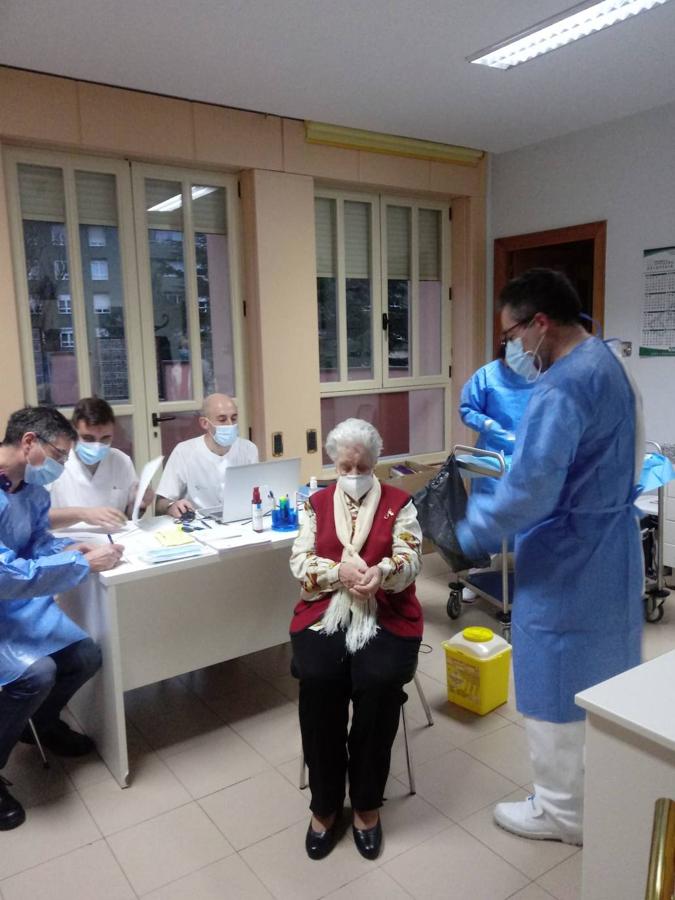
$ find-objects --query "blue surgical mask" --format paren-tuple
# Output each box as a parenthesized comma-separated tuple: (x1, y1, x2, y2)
(25, 455, 65, 486)
(505, 336, 543, 383)
(212, 423, 238, 448)
(76, 441, 111, 465)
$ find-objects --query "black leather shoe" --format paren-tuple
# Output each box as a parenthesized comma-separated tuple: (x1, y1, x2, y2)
(0, 777, 26, 831)
(353, 816, 383, 860)
(21, 720, 95, 757)
(305, 815, 340, 860)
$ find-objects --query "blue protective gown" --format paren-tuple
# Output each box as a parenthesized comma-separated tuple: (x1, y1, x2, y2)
(459, 360, 534, 496)
(0, 483, 90, 686)
(457, 338, 643, 723)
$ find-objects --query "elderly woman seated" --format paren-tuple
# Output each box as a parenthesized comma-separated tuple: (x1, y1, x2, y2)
(289, 418, 423, 861)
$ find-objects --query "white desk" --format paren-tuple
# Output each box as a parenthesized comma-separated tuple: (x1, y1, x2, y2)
(576, 651, 675, 900)
(58, 519, 299, 787)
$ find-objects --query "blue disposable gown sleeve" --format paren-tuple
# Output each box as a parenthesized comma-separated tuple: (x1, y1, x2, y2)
(457, 385, 585, 559)
(0, 490, 90, 601)
(459, 370, 492, 435)
(24, 490, 75, 558)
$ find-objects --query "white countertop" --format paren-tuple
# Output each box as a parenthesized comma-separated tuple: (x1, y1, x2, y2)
(575, 649, 675, 754)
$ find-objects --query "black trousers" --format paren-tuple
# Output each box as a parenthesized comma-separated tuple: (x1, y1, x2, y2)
(0, 638, 102, 769)
(291, 627, 420, 815)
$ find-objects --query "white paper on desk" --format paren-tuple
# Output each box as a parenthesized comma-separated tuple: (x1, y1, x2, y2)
(131, 456, 164, 524)
(197, 529, 272, 551)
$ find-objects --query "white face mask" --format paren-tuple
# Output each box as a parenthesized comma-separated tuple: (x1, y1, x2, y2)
(338, 473, 374, 501)
(505, 335, 544, 383)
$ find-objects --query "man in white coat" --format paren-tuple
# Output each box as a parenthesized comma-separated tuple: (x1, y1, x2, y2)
(155, 394, 258, 516)
(48, 397, 152, 529)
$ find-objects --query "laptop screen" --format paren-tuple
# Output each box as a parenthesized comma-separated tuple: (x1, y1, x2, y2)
(218, 458, 302, 523)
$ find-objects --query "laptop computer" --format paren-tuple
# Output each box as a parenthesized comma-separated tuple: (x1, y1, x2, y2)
(214, 457, 302, 524)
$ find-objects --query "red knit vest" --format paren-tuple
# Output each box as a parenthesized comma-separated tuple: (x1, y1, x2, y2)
(289, 482, 423, 638)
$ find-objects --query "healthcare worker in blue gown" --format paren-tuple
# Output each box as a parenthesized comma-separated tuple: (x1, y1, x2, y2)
(459, 344, 535, 601)
(459, 342, 534, 497)
(0, 406, 123, 831)
(458, 269, 644, 847)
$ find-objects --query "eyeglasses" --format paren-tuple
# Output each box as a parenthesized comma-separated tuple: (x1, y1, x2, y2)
(36, 435, 70, 465)
(501, 316, 534, 343)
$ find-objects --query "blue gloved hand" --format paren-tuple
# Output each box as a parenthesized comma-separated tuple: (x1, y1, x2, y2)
(485, 422, 516, 452)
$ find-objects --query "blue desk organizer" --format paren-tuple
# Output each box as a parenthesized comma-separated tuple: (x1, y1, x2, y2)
(271, 504, 298, 532)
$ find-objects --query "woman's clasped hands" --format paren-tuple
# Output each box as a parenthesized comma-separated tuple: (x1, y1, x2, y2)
(338, 559, 382, 600)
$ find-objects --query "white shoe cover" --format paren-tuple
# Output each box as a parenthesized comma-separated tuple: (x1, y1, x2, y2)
(494, 796, 582, 846)
(462, 587, 477, 603)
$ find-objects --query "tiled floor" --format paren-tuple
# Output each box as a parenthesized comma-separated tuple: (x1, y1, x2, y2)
(1, 556, 673, 899)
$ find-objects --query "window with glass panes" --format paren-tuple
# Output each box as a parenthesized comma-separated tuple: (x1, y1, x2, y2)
(315, 192, 449, 463)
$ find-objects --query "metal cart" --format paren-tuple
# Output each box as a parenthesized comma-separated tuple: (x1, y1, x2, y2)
(446, 444, 513, 641)
(638, 441, 670, 624)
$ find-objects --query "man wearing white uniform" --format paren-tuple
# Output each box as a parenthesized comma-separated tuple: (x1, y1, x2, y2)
(155, 394, 258, 516)
(48, 398, 151, 529)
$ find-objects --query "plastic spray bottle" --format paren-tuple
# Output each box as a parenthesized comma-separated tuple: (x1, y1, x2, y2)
(251, 485, 264, 532)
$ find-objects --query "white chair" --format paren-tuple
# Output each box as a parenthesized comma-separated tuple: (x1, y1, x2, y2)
(299, 672, 434, 795)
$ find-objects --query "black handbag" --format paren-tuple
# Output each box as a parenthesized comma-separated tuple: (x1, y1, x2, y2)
(413, 454, 490, 572)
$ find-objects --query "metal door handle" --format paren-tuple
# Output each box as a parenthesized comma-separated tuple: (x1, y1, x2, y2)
(151, 412, 176, 427)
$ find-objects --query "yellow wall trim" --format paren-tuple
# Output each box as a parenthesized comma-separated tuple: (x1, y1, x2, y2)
(305, 121, 485, 167)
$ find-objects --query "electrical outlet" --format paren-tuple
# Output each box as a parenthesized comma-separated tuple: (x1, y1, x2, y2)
(306, 429, 318, 453)
(272, 432, 283, 456)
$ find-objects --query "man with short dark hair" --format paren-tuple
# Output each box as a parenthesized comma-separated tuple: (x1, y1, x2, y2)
(458, 268, 644, 846)
(0, 406, 123, 830)
(48, 396, 151, 528)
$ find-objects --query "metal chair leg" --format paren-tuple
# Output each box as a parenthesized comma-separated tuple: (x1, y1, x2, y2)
(401, 704, 415, 795)
(413, 673, 434, 727)
(28, 718, 49, 770)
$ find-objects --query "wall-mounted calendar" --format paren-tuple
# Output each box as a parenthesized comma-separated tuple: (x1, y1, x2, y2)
(640, 247, 675, 357)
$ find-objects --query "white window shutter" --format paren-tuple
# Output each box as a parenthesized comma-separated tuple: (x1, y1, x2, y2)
(314, 197, 336, 278)
(387, 206, 411, 280)
(344, 201, 370, 279)
(18, 164, 65, 221)
(75, 171, 118, 226)
(192, 186, 227, 234)
(145, 179, 184, 231)
(419, 208, 441, 281)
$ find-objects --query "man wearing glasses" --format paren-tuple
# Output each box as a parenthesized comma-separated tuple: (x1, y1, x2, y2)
(0, 406, 123, 830)
(458, 268, 643, 847)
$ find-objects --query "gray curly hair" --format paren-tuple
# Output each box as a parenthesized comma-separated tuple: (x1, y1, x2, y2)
(325, 418, 383, 467)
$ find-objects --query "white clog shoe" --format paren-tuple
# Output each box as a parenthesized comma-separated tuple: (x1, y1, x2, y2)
(493, 795, 582, 846)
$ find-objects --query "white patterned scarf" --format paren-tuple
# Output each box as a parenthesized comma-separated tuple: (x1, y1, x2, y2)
(322, 478, 382, 653)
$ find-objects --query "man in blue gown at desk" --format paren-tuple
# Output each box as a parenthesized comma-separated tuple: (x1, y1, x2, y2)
(0, 406, 122, 830)
(458, 269, 644, 847)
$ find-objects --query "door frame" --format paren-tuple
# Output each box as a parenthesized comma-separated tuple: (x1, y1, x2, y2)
(493, 220, 606, 354)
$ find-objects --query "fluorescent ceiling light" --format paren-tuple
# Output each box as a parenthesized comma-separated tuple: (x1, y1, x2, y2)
(148, 185, 217, 213)
(468, 0, 672, 70)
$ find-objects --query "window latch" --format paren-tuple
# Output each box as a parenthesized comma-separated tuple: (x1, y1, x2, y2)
(382, 312, 389, 331)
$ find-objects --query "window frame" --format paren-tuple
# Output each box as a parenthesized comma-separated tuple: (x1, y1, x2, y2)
(130, 162, 247, 419)
(3, 146, 148, 461)
(314, 188, 452, 464)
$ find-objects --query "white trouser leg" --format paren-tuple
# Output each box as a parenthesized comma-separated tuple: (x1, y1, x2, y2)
(524, 716, 585, 840)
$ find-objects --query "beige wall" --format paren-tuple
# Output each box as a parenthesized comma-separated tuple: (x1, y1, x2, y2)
(0, 66, 486, 464)
(0, 143, 25, 429)
(241, 170, 321, 480)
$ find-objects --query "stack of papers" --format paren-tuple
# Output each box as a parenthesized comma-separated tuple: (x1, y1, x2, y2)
(137, 544, 205, 564)
(154, 526, 197, 547)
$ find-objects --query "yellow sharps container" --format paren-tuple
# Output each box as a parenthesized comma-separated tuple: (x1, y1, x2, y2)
(442, 626, 511, 715)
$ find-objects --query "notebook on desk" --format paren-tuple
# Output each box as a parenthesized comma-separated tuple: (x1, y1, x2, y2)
(209, 458, 302, 524)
